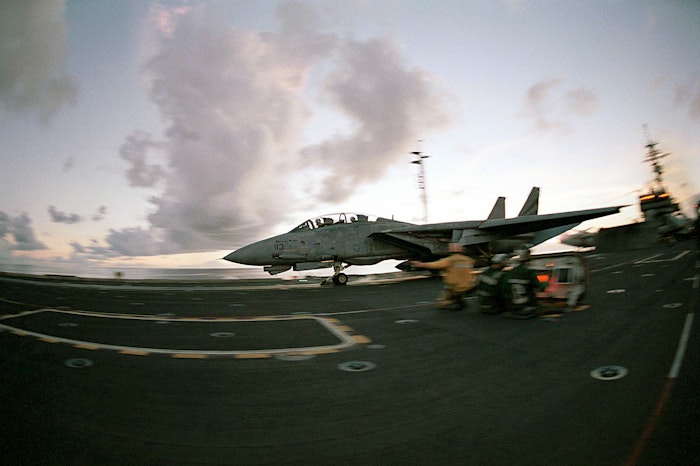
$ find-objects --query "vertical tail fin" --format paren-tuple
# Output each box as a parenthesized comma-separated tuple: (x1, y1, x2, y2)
(487, 196, 506, 219)
(518, 187, 539, 216)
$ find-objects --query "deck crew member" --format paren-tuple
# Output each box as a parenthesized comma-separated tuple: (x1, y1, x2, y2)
(502, 246, 547, 319)
(411, 243, 476, 309)
(476, 253, 508, 314)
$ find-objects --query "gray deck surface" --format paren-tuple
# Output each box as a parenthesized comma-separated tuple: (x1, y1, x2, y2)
(1, 241, 698, 465)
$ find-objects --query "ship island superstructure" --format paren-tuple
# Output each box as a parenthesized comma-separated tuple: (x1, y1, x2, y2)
(638, 124, 681, 223)
(584, 126, 689, 251)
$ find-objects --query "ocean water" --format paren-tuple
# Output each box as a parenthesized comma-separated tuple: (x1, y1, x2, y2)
(0, 243, 574, 281)
(0, 262, 271, 280)
(0, 260, 408, 280)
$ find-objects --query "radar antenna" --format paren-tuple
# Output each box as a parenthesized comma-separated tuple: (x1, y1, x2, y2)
(410, 142, 430, 223)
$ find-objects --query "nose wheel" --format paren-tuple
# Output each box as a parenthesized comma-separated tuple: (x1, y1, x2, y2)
(323, 261, 348, 286)
(333, 272, 348, 285)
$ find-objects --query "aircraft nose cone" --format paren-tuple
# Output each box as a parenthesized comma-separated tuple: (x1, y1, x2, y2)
(223, 243, 266, 265)
(223, 250, 239, 263)
(223, 248, 248, 264)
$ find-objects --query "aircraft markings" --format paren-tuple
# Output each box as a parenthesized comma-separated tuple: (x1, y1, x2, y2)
(0, 308, 369, 359)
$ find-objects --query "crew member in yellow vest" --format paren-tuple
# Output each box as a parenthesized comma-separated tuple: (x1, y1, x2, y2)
(411, 243, 476, 309)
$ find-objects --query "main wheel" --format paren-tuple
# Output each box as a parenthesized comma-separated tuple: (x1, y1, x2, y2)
(334, 273, 348, 285)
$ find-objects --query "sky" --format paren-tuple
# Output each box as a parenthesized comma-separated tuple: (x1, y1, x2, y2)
(1, 0, 699, 275)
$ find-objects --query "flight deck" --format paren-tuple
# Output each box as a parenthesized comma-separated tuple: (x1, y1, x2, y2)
(1, 241, 698, 465)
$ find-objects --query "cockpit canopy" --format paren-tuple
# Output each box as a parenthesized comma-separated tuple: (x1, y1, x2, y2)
(290, 213, 381, 232)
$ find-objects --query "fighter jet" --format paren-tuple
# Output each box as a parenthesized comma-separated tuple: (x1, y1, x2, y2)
(224, 187, 624, 284)
(560, 228, 598, 248)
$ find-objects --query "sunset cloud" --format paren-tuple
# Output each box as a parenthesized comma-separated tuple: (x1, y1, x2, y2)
(48, 205, 82, 224)
(521, 78, 598, 133)
(0, 0, 77, 125)
(76, 2, 451, 258)
(0, 211, 47, 251)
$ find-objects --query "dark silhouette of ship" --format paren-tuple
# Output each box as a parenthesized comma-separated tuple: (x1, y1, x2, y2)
(589, 126, 691, 251)
(638, 124, 681, 222)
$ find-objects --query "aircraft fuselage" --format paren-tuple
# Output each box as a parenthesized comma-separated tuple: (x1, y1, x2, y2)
(224, 189, 625, 276)
(224, 214, 414, 274)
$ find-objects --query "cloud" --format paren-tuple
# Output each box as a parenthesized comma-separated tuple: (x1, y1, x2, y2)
(521, 78, 598, 132)
(92, 206, 107, 221)
(522, 78, 563, 131)
(70, 241, 85, 254)
(104, 227, 174, 257)
(48, 205, 82, 224)
(674, 80, 700, 121)
(62, 155, 75, 172)
(71, 226, 176, 259)
(0, 0, 77, 125)
(48, 205, 107, 225)
(70, 238, 110, 257)
(566, 87, 598, 115)
(119, 131, 167, 187)
(301, 36, 451, 202)
(0, 211, 47, 251)
(74, 2, 451, 258)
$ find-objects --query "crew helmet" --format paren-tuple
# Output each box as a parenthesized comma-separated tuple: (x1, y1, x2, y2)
(515, 245, 532, 262)
(491, 253, 508, 264)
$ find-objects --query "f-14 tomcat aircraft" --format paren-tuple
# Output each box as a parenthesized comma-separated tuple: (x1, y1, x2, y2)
(224, 187, 624, 284)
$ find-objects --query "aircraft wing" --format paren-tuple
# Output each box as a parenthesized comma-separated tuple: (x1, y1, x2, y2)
(477, 206, 623, 237)
(372, 205, 624, 253)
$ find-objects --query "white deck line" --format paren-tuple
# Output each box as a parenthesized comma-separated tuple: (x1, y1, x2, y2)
(0, 309, 359, 357)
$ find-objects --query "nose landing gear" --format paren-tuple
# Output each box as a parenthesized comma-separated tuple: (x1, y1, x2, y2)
(332, 272, 348, 285)
(322, 261, 349, 286)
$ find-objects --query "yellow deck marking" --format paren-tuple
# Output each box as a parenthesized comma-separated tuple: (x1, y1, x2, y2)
(118, 350, 149, 356)
(234, 353, 272, 359)
(38, 337, 60, 344)
(352, 335, 372, 344)
(0, 308, 366, 358)
(74, 344, 100, 351)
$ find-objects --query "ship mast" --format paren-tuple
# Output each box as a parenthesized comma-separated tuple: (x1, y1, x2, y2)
(639, 124, 679, 222)
(642, 123, 670, 192)
(410, 143, 430, 224)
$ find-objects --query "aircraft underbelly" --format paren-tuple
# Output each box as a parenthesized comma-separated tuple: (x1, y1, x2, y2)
(377, 232, 442, 255)
(458, 229, 499, 245)
(264, 265, 292, 275)
(294, 262, 332, 271)
(531, 223, 579, 245)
